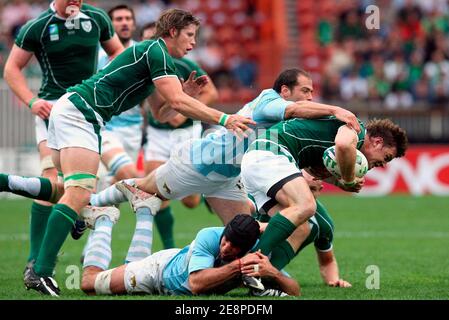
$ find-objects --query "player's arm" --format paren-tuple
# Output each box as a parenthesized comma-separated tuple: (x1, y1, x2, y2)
(153, 76, 255, 134)
(167, 74, 219, 127)
(241, 251, 300, 296)
(334, 125, 359, 185)
(100, 34, 124, 59)
(316, 249, 351, 288)
(188, 259, 241, 295)
(284, 101, 361, 133)
(3, 45, 52, 119)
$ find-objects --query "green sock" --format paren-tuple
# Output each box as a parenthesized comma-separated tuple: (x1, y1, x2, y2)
(255, 213, 296, 255)
(269, 240, 296, 270)
(155, 206, 175, 249)
(0, 173, 53, 201)
(34, 204, 78, 277)
(27, 202, 53, 263)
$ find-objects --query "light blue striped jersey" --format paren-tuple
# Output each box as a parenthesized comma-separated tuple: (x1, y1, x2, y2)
(97, 39, 143, 129)
(162, 227, 224, 295)
(190, 89, 294, 180)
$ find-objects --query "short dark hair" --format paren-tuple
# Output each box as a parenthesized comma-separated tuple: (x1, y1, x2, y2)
(273, 68, 311, 93)
(153, 8, 200, 39)
(108, 4, 135, 22)
(366, 118, 408, 158)
(223, 214, 260, 257)
(140, 21, 156, 39)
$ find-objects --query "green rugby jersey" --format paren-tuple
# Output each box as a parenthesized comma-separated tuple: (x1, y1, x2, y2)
(15, 2, 114, 100)
(68, 38, 177, 122)
(250, 117, 366, 169)
(147, 57, 207, 129)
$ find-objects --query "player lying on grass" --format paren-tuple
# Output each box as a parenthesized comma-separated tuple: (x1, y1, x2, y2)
(79, 208, 299, 297)
(240, 117, 408, 272)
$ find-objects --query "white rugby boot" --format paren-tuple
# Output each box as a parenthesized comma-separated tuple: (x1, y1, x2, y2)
(80, 206, 120, 230)
(115, 180, 162, 216)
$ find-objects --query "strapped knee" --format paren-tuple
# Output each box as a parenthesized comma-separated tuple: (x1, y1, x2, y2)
(106, 152, 133, 176)
(94, 269, 114, 295)
(41, 155, 55, 172)
(64, 172, 98, 192)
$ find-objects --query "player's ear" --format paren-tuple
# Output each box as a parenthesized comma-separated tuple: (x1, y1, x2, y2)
(169, 27, 178, 38)
(280, 85, 291, 98)
(371, 136, 384, 148)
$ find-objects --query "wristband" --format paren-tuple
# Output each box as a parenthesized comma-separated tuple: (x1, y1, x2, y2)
(28, 97, 38, 109)
(219, 113, 229, 126)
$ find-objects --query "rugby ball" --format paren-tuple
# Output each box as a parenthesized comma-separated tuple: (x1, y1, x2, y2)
(322, 146, 368, 179)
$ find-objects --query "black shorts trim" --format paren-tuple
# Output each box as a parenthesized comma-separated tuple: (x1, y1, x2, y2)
(260, 198, 278, 215)
(267, 172, 303, 199)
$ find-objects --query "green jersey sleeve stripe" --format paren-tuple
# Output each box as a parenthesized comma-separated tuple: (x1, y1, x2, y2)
(152, 74, 178, 81)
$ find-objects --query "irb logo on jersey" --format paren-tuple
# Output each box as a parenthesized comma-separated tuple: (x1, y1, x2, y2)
(49, 24, 59, 41)
(81, 21, 92, 33)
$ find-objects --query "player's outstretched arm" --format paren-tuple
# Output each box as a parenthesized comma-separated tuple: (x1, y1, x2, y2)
(153, 76, 255, 135)
(284, 101, 361, 133)
(316, 249, 352, 288)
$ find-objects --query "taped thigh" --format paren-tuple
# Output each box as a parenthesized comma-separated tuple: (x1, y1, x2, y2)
(64, 172, 98, 192)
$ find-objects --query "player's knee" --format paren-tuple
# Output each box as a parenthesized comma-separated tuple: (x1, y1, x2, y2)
(41, 167, 58, 180)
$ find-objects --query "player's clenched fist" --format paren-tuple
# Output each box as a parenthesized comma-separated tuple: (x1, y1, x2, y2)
(30, 98, 53, 120)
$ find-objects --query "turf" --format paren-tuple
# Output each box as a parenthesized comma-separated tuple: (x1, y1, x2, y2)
(0, 195, 447, 300)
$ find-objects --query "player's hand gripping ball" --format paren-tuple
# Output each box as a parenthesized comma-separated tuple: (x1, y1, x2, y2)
(322, 145, 368, 179)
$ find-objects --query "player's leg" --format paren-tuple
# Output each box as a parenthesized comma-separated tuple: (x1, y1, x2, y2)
(32, 147, 100, 280)
(205, 198, 251, 225)
(26, 141, 59, 267)
(101, 130, 138, 181)
(81, 265, 127, 295)
(81, 206, 123, 295)
(241, 150, 316, 256)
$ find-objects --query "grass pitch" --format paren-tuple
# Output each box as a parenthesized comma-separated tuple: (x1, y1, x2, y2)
(0, 195, 447, 300)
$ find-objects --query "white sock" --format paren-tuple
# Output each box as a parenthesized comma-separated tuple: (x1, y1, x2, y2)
(125, 208, 153, 263)
(90, 179, 135, 207)
(83, 216, 114, 270)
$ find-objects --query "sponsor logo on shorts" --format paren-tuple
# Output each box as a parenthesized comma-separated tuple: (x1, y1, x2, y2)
(163, 182, 171, 195)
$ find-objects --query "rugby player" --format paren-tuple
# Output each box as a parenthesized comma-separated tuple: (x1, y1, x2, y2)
(3, 0, 123, 285)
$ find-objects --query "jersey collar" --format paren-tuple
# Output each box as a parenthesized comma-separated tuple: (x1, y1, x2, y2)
(157, 38, 169, 51)
(50, 1, 88, 21)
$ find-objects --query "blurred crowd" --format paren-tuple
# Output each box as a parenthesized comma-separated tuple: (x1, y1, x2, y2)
(0, 0, 262, 103)
(317, 0, 449, 110)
